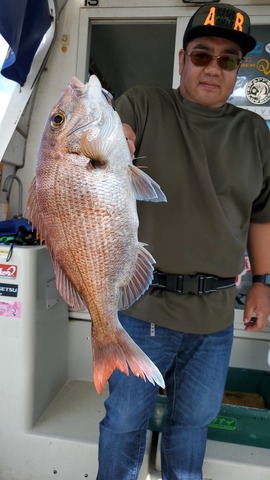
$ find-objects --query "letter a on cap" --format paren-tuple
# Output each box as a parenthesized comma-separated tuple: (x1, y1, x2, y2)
(204, 7, 216, 26)
(234, 13, 244, 31)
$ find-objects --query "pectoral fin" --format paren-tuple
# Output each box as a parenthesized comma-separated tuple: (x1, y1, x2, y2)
(81, 132, 111, 167)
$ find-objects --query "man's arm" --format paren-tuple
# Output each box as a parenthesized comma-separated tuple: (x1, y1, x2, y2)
(244, 222, 270, 331)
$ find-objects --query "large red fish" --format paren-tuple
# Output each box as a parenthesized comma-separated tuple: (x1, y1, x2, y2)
(26, 75, 166, 394)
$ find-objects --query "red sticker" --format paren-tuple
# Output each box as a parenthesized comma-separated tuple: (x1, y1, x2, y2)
(0, 264, 18, 278)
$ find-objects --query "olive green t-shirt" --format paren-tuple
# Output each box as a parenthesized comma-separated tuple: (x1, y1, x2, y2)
(115, 86, 270, 334)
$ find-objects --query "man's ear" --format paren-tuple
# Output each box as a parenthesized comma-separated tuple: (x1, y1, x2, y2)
(178, 49, 185, 75)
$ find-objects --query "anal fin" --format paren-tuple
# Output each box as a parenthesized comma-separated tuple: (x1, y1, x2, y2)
(118, 242, 155, 310)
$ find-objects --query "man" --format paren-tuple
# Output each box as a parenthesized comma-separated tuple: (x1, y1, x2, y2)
(97, 4, 270, 479)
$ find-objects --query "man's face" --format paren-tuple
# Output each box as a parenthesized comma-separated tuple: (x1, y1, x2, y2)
(179, 36, 242, 108)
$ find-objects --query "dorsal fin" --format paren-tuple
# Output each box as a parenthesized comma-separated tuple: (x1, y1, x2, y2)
(118, 242, 155, 310)
(53, 260, 86, 311)
(25, 176, 48, 243)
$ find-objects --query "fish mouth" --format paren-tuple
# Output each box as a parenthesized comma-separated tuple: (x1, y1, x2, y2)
(66, 77, 104, 138)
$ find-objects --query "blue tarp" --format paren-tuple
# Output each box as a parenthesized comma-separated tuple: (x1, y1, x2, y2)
(0, 0, 52, 86)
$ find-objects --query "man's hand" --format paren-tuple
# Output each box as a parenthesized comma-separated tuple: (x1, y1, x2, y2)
(245, 222, 270, 332)
(123, 123, 136, 158)
(244, 283, 270, 331)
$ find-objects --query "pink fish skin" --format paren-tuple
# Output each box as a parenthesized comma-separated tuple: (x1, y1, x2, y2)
(26, 75, 167, 394)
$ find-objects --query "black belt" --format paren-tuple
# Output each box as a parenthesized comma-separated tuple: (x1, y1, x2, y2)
(151, 271, 235, 295)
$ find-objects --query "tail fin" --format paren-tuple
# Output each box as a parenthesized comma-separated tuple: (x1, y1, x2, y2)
(92, 326, 165, 395)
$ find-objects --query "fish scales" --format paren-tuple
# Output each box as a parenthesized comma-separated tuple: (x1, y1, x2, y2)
(26, 75, 167, 394)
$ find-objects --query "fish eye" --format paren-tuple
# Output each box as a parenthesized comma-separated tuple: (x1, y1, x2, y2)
(51, 111, 65, 128)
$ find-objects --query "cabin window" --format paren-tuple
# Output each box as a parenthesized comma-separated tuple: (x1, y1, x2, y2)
(88, 22, 176, 99)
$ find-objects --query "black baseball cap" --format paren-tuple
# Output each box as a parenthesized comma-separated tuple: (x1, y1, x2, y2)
(183, 3, 257, 56)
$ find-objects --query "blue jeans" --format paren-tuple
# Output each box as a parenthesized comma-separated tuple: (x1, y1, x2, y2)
(97, 313, 233, 480)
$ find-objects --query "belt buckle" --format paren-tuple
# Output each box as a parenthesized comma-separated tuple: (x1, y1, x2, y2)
(181, 275, 205, 295)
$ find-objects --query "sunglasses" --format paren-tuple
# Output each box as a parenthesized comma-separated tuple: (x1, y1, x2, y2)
(184, 50, 243, 71)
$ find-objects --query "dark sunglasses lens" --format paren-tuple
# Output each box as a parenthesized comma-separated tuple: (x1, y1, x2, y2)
(190, 52, 212, 66)
(218, 55, 240, 71)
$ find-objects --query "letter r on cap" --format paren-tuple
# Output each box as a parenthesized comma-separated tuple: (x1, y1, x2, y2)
(234, 13, 244, 31)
